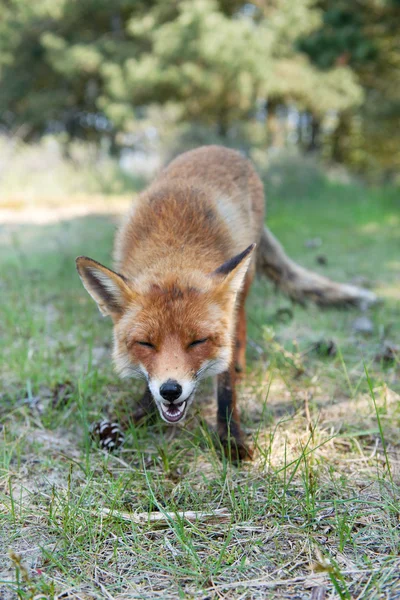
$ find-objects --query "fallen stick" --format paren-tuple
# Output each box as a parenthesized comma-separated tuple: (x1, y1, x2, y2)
(98, 507, 231, 525)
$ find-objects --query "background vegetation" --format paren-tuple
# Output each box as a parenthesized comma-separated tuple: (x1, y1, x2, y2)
(1, 0, 400, 180)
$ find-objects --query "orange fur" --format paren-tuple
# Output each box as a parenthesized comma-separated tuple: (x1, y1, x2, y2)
(76, 146, 265, 460)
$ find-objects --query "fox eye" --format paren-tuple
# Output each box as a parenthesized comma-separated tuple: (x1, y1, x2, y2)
(188, 338, 208, 348)
(136, 341, 155, 349)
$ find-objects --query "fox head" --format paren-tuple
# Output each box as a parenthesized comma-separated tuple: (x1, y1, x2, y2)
(76, 244, 255, 424)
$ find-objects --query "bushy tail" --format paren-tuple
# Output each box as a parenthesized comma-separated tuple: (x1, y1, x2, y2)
(256, 227, 377, 308)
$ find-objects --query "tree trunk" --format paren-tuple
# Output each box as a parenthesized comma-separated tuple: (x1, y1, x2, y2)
(109, 131, 119, 157)
(306, 114, 321, 153)
(266, 99, 285, 148)
(331, 112, 351, 163)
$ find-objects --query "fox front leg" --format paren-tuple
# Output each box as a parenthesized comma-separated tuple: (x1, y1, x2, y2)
(217, 368, 253, 462)
(132, 386, 157, 423)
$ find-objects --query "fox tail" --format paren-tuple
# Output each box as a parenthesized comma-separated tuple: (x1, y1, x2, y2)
(256, 227, 377, 308)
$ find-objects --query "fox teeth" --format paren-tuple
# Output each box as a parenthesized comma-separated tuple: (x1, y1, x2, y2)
(161, 401, 187, 422)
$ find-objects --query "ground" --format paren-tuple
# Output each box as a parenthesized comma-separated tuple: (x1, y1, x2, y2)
(0, 181, 399, 599)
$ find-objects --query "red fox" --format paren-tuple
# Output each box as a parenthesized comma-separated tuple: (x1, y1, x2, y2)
(76, 146, 376, 460)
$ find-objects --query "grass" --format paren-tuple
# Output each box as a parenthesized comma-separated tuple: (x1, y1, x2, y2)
(0, 135, 146, 207)
(0, 178, 399, 599)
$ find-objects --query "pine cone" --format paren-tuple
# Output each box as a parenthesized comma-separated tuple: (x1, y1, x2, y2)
(90, 420, 125, 451)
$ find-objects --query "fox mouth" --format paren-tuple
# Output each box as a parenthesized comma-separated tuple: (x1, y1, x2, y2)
(160, 400, 187, 423)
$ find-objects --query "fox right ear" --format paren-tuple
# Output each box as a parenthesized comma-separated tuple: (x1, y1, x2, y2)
(212, 244, 256, 297)
(76, 256, 135, 318)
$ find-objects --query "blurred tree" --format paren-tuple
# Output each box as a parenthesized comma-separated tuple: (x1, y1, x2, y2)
(0, 0, 397, 179)
(119, 0, 272, 134)
(0, 0, 361, 141)
(0, 0, 154, 145)
(106, 0, 362, 152)
(297, 3, 377, 69)
(252, 0, 362, 150)
(298, 0, 400, 177)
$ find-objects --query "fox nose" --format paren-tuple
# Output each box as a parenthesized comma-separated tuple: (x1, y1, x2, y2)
(160, 380, 182, 402)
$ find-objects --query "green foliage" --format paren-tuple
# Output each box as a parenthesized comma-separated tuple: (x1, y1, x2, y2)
(0, 0, 141, 138)
(0, 0, 361, 136)
(124, 0, 269, 126)
(0, 0, 398, 177)
(298, 0, 400, 178)
(297, 4, 377, 69)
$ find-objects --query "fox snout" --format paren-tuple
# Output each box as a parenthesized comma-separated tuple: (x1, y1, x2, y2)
(157, 379, 188, 423)
(148, 377, 197, 424)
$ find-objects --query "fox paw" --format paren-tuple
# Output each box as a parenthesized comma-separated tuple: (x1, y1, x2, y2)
(220, 437, 253, 463)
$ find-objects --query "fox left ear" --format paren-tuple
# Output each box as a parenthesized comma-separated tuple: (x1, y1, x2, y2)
(76, 256, 135, 318)
(212, 244, 256, 296)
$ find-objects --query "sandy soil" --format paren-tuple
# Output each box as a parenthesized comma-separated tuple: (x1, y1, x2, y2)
(0, 197, 131, 225)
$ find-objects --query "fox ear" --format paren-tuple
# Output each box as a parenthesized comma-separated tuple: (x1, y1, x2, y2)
(212, 244, 256, 296)
(76, 256, 135, 318)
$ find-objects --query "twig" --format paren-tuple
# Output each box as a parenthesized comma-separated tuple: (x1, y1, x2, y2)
(97, 507, 231, 526)
(304, 392, 314, 439)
